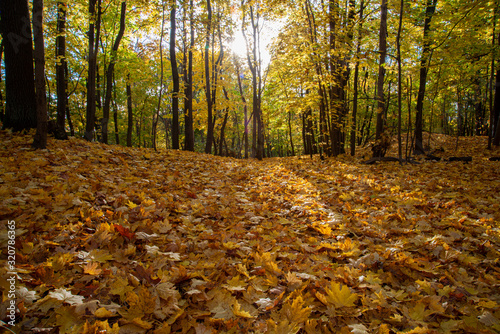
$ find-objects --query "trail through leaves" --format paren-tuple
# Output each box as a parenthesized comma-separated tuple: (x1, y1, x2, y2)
(1, 132, 500, 333)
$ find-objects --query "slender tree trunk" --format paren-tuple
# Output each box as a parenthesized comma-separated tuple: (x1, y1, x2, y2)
(113, 74, 119, 144)
(102, 2, 126, 144)
(493, 69, 500, 146)
(55, 0, 68, 139)
(243, 4, 263, 160)
(184, 0, 195, 151)
(170, 2, 180, 149)
(32, 0, 48, 149)
(328, 0, 340, 156)
(153, 1, 166, 150)
(373, 0, 388, 158)
(305, 0, 330, 156)
(414, 0, 438, 154)
(0, 41, 4, 121)
(0, 0, 37, 131)
(288, 109, 295, 156)
(84, 0, 101, 141)
(396, 0, 404, 161)
(96, 64, 102, 114)
(351, 0, 364, 156)
(204, 0, 213, 153)
(64, 63, 74, 136)
(236, 59, 249, 158)
(488, 27, 495, 149)
(219, 87, 230, 155)
(126, 74, 133, 147)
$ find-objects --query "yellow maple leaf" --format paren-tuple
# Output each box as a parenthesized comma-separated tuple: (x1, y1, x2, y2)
(82, 262, 102, 275)
(109, 277, 134, 300)
(409, 302, 433, 321)
(222, 241, 240, 250)
(130, 317, 153, 329)
(318, 281, 358, 308)
(82, 320, 119, 334)
(94, 307, 116, 319)
(281, 296, 311, 323)
(266, 319, 300, 334)
(126, 200, 138, 209)
(232, 300, 255, 318)
(224, 275, 247, 292)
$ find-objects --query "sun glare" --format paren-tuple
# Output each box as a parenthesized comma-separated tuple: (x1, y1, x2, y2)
(228, 19, 285, 68)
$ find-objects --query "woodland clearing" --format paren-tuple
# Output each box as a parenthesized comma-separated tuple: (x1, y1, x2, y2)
(1, 131, 500, 334)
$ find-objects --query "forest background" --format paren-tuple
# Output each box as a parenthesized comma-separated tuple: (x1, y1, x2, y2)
(1, 0, 500, 158)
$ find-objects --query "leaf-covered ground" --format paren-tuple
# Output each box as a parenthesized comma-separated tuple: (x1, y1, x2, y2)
(1, 131, 500, 334)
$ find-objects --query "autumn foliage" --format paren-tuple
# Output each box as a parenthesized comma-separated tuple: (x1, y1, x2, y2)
(1, 131, 500, 333)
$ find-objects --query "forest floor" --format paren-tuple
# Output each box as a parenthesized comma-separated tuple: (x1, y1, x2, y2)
(1, 130, 500, 334)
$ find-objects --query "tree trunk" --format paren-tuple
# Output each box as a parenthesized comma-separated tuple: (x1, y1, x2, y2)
(153, 1, 166, 150)
(102, 1, 126, 144)
(328, 0, 339, 156)
(219, 88, 230, 156)
(64, 63, 75, 136)
(414, 0, 438, 154)
(0, 0, 37, 131)
(288, 109, 295, 156)
(32, 0, 48, 149)
(305, 0, 330, 156)
(84, 0, 101, 141)
(396, 0, 404, 162)
(493, 69, 500, 146)
(126, 74, 133, 147)
(350, 0, 364, 156)
(113, 75, 119, 144)
(184, 0, 195, 151)
(236, 60, 249, 159)
(243, 4, 263, 160)
(204, 0, 213, 154)
(488, 23, 497, 148)
(170, 2, 180, 149)
(55, 0, 68, 140)
(0, 41, 4, 121)
(373, 0, 388, 158)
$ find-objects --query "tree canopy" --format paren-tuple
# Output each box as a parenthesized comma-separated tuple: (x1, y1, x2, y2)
(0, 0, 498, 156)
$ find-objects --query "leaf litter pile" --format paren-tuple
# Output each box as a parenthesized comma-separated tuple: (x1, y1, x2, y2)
(1, 131, 500, 334)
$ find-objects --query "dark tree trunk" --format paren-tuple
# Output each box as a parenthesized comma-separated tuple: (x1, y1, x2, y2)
(153, 2, 166, 150)
(396, 0, 404, 161)
(0, 41, 4, 121)
(0, 0, 37, 131)
(184, 0, 195, 151)
(351, 0, 364, 156)
(126, 74, 133, 147)
(493, 69, 500, 146)
(55, 0, 68, 139)
(64, 63, 74, 136)
(170, 2, 180, 149)
(204, 0, 213, 154)
(102, 1, 126, 144)
(288, 109, 295, 156)
(414, 0, 438, 154)
(236, 60, 249, 159)
(219, 88, 230, 156)
(113, 74, 119, 144)
(32, 0, 48, 149)
(305, 0, 330, 156)
(84, 0, 101, 141)
(243, 4, 263, 160)
(96, 64, 102, 112)
(373, 0, 388, 158)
